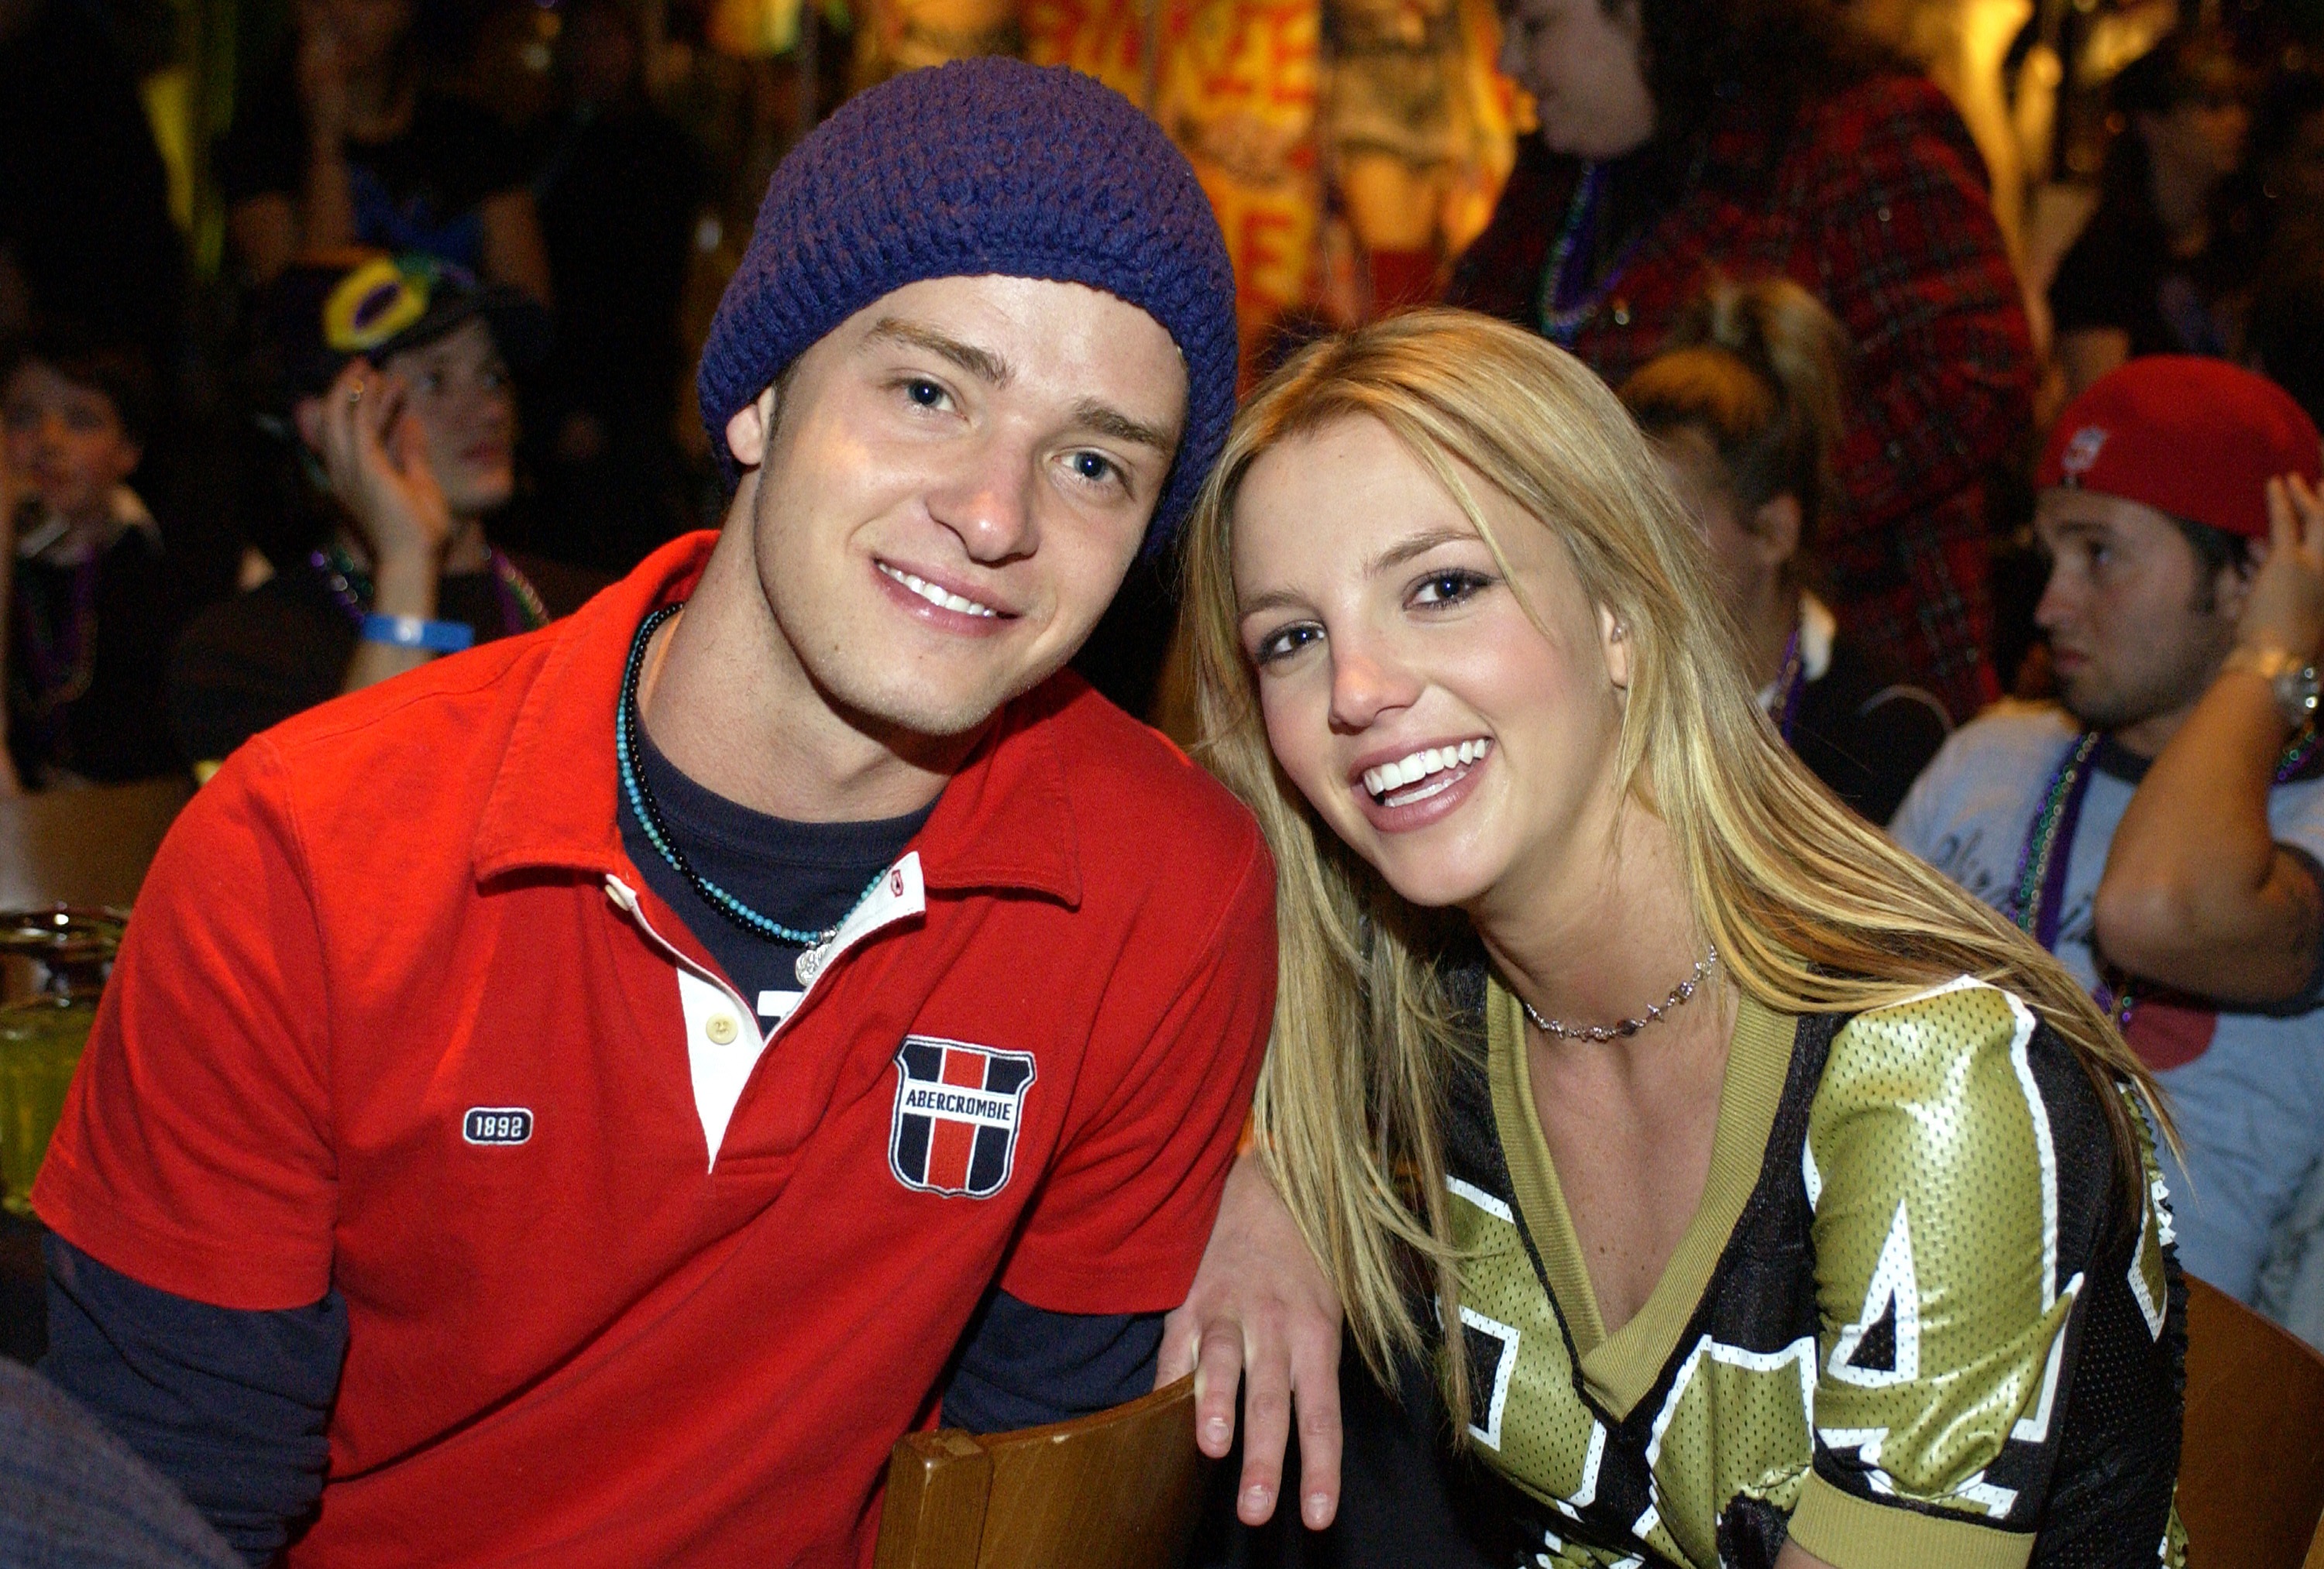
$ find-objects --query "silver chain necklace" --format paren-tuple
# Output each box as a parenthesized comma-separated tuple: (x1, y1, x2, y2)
(1520, 946, 1718, 1043)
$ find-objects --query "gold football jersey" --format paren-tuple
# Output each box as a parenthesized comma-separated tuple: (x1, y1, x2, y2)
(1441, 976, 2187, 1568)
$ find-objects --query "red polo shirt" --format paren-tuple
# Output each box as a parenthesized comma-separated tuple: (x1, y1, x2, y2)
(35, 534, 1274, 1566)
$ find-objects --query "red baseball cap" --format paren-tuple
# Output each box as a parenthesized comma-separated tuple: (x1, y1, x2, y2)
(2037, 355, 2322, 541)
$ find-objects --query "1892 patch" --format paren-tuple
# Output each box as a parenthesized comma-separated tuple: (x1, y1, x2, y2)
(889, 1037, 1034, 1198)
(463, 1107, 534, 1145)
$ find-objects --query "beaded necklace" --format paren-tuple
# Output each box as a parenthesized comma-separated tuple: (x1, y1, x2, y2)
(1532, 143, 1709, 346)
(1535, 163, 1633, 345)
(2008, 725, 2324, 1027)
(1518, 946, 1717, 1043)
(615, 604, 887, 982)
(308, 541, 552, 636)
(15, 548, 101, 722)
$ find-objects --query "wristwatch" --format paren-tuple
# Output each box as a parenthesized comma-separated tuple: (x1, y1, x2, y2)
(2225, 645, 2322, 728)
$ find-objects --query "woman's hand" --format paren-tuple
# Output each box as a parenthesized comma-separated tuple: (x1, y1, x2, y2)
(316, 359, 452, 578)
(295, 0, 351, 154)
(1158, 1150, 1346, 1530)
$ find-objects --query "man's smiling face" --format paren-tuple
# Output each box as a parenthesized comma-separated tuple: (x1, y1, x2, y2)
(726, 273, 1188, 740)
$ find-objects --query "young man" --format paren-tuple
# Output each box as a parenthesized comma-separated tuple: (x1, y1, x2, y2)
(1893, 355, 2324, 1340)
(34, 60, 1267, 1565)
(2, 324, 185, 787)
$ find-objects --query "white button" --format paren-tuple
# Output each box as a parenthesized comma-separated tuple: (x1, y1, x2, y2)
(704, 1014, 740, 1046)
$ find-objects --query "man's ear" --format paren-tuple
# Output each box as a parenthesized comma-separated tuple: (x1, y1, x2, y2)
(1599, 603, 1631, 691)
(2216, 541, 2264, 623)
(293, 397, 325, 453)
(1750, 493, 1803, 570)
(724, 384, 780, 469)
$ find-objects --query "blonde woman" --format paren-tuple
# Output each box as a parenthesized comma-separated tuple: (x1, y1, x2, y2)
(1181, 309, 2185, 1567)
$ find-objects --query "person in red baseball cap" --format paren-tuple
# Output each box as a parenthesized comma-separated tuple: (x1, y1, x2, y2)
(1894, 354, 2324, 1341)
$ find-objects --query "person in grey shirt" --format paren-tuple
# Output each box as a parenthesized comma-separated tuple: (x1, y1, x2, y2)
(1893, 355, 2324, 1341)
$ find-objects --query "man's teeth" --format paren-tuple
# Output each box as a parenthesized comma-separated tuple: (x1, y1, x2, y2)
(879, 563, 999, 618)
(1362, 740, 1491, 801)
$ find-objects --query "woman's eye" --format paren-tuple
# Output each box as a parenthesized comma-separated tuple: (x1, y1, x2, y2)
(1411, 569, 1490, 607)
(1253, 623, 1322, 665)
(904, 379, 946, 409)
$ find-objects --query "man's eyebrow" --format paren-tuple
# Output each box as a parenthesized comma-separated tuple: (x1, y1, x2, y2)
(865, 318, 1013, 386)
(1071, 398, 1178, 456)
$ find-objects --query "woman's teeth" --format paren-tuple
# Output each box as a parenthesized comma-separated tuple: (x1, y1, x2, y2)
(1363, 740, 1491, 805)
(878, 563, 999, 618)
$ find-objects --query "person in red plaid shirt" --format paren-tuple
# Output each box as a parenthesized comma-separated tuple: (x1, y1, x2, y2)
(1447, 0, 2033, 723)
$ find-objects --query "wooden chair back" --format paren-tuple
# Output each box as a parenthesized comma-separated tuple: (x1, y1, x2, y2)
(0, 778, 191, 912)
(2181, 1275, 2324, 1567)
(873, 1375, 1205, 1569)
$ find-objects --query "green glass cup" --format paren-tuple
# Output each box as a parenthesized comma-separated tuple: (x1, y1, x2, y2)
(0, 908, 122, 1218)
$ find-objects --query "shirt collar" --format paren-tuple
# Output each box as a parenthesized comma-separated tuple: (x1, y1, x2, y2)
(15, 486, 159, 564)
(470, 530, 1081, 908)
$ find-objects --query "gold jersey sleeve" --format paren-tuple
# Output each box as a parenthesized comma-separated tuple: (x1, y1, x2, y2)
(1793, 978, 2164, 1566)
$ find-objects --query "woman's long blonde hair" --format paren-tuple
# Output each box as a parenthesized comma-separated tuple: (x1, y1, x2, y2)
(1179, 309, 2165, 1420)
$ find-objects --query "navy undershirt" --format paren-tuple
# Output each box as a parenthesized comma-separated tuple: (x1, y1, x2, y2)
(43, 716, 1160, 1564)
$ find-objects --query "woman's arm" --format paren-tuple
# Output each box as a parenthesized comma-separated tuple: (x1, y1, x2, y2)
(226, 194, 301, 289)
(479, 189, 553, 307)
(292, 15, 359, 256)
(308, 360, 453, 694)
(1157, 1149, 1346, 1530)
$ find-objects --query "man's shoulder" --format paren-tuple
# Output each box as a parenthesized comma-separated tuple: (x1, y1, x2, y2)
(1783, 71, 1987, 215)
(218, 622, 566, 826)
(1023, 675, 1267, 878)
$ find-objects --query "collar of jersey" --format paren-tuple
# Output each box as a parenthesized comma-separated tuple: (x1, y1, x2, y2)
(470, 530, 1082, 909)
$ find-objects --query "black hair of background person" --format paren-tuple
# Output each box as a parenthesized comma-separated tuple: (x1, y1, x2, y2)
(1575, 0, 1906, 252)
(0, 0, 186, 370)
(2047, 30, 2254, 362)
(0, 0, 249, 612)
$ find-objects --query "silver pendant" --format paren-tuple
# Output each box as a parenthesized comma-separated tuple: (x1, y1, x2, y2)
(794, 946, 823, 986)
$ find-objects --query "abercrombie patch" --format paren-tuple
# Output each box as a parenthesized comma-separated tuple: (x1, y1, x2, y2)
(889, 1037, 1035, 1199)
(462, 1107, 534, 1145)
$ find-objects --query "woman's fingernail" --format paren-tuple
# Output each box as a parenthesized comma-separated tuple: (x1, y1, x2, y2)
(1243, 1484, 1271, 1511)
(1305, 1494, 1331, 1525)
(1206, 1416, 1231, 1443)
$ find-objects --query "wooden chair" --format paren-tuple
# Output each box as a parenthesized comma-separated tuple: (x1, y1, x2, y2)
(2181, 1275, 2324, 1567)
(873, 1375, 1207, 1569)
(0, 777, 191, 912)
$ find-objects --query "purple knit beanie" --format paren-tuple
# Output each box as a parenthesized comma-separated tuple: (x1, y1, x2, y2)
(696, 59, 1239, 551)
